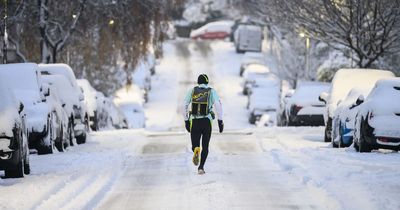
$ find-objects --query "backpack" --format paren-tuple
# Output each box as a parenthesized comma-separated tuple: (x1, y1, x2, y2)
(191, 86, 211, 116)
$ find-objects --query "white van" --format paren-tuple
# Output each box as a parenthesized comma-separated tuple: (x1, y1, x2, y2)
(234, 25, 263, 53)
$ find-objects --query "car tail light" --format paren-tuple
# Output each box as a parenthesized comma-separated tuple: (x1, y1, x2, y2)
(294, 105, 303, 113)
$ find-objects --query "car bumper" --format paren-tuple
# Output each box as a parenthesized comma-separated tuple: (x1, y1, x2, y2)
(374, 129, 400, 147)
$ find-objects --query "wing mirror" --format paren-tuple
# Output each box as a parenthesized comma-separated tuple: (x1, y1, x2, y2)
(355, 95, 364, 106)
(62, 103, 66, 108)
(18, 102, 24, 114)
(42, 83, 50, 97)
(319, 92, 329, 104)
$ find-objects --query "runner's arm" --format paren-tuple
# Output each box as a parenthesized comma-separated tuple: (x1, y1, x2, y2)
(183, 89, 193, 121)
(212, 89, 223, 120)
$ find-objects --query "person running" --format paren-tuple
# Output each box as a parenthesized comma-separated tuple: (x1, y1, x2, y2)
(183, 74, 224, 175)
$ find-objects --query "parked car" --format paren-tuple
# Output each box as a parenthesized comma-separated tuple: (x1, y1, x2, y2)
(42, 75, 87, 145)
(331, 88, 371, 147)
(234, 24, 263, 53)
(282, 81, 329, 126)
(239, 52, 265, 76)
(105, 98, 128, 129)
(353, 78, 400, 152)
(114, 85, 145, 129)
(247, 76, 281, 125)
(42, 84, 70, 151)
(0, 79, 30, 178)
(77, 79, 99, 131)
(190, 20, 234, 40)
(39, 64, 89, 144)
(242, 63, 270, 95)
(0, 63, 54, 155)
(319, 69, 395, 142)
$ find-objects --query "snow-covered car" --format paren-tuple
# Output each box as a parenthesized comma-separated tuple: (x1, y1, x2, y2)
(0, 63, 54, 155)
(331, 88, 371, 148)
(242, 63, 270, 95)
(77, 79, 99, 131)
(239, 52, 265, 76)
(247, 76, 281, 125)
(190, 20, 234, 40)
(0, 79, 30, 178)
(353, 78, 400, 152)
(234, 25, 263, 53)
(42, 75, 87, 145)
(114, 85, 145, 129)
(95, 92, 109, 129)
(282, 81, 329, 126)
(39, 64, 89, 144)
(319, 69, 395, 142)
(42, 84, 70, 151)
(105, 98, 128, 129)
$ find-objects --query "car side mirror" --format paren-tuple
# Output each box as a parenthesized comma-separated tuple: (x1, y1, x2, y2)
(62, 103, 66, 108)
(319, 92, 329, 104)
(18, 103, 24, 114)
(42, 84, 50, 97)
(356, 95, 364, 106)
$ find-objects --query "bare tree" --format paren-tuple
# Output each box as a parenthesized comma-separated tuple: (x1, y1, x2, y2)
(237, 0, 400, 68)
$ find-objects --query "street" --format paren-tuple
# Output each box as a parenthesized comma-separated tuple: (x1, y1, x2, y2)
(1, 40, 400, 210)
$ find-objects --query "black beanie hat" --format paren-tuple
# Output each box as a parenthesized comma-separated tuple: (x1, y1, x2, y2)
(197, 74, 209, 85)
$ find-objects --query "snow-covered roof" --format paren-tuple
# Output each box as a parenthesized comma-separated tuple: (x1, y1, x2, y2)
(42, 75, 80, 114)
(39, 63, 80, 93)
(329, 68, 395, 106)
(288, 81, 330, 106)
(365, 78, 400, 116)
(0, 63, 42, 103)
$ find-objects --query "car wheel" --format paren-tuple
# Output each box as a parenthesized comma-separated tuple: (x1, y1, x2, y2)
(76, 133, 86, 144)
(324, 118, 332, 142)
(55, 126, 65, 152)
(5, 132, 25, 178)
(359, 117, 372, 153)
(24, 148, 30, 175)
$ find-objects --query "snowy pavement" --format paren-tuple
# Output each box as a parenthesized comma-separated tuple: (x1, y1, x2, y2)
(1, 40, 400, 210)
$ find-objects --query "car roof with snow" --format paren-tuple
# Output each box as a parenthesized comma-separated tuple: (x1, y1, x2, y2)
(0, 63, 42, 102)
(363, 78, 400, 115)
(0, 77, 18, 110)
(288, 81, 330, 106)
(329, 68, 395, 105)
(39, 64, 80, 92)
(42, 75, 79, 105)
(191, 20, 234, 36)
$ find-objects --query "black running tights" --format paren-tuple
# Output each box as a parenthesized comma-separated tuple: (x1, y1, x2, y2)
(191, 118, 212, 169)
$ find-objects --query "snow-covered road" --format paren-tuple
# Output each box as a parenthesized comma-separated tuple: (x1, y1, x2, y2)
(1, 40, 400, 210)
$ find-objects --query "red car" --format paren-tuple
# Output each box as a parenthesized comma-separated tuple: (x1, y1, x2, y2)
(190, 21, 234, 40)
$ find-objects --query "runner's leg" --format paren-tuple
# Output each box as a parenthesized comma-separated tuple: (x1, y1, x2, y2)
(199, 118, 212, 170)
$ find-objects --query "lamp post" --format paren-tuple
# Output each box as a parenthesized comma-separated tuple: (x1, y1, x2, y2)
(299, 32, 310, 80)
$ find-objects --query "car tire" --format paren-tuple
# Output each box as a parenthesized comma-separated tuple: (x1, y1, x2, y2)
(76, 133, 86, 144)
(324, 118, 332, 142)
(24, 150, 30, 175)
(359, 117, 372, 153)
(36, 141, 54, 155)
(4, 159, 24, 178)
